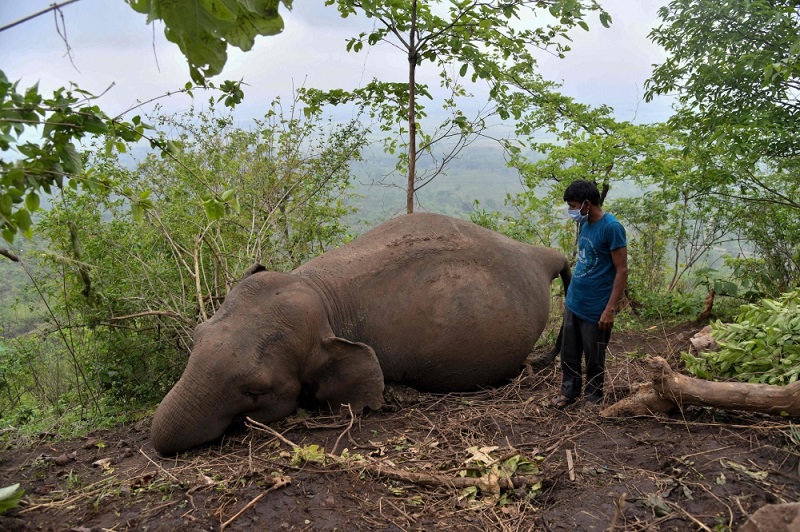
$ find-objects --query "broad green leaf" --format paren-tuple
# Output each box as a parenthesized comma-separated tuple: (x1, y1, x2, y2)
(129, 0, 287, 82)
(1, 227, 15, 244)
(0, 195, 12, 216)
(61, 143, 83, 175)
(203, 199, 226, 220)
(24, 192, 40, 212)
(0, 484, 24, 514)
(131, 202, 143, 223)
(82, 117, 109, 135)
(225, 11, 284, 50)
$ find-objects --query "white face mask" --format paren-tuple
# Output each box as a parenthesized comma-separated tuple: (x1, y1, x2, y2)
(567, 201, 588, 223)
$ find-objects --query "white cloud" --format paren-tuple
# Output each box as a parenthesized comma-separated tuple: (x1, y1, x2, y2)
(0, 0, 673, 123)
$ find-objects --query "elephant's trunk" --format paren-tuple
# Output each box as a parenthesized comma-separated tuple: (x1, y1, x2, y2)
(151, 379, 230, 455)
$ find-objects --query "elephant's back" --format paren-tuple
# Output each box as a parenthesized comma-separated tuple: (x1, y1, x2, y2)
(294, 213, 566, 391)
(295, 213, 552, 277)
(297, 213, 467, 269)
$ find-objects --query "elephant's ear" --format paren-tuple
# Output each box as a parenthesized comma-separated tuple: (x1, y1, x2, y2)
(306, 337, 384, 413)
(243, 263, 267, 278)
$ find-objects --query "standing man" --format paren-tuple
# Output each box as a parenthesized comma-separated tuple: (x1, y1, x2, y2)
(552, 180, 628, 408)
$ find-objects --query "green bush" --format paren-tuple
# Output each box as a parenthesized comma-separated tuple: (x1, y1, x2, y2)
(634, 290, 702, 321)
(1, 100, 368, 438)
(682, 288, 800, 384)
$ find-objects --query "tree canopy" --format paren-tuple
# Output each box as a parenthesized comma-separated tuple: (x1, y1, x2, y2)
(309, 0, 610, 213)
(646, 0, 800, 161)
(641, 0, 800, 292)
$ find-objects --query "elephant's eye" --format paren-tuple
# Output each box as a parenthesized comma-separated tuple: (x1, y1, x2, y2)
(244, 390, 268, 402)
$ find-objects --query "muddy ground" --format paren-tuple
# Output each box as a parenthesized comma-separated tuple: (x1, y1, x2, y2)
(2, 322, 799, 531)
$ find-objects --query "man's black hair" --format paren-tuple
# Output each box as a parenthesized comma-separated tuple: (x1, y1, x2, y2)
(563, 180, 601, 206)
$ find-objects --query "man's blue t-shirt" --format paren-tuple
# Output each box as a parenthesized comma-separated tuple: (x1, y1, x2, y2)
(566, 213, 627, 323)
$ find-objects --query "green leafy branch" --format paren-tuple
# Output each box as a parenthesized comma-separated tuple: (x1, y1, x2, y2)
(682, 288, 800, 385)
(125, 0, 293, 84)
(0, 73, 246, 243)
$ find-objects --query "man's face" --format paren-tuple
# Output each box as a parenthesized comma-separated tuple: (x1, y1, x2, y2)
(567, 200, 588, 214)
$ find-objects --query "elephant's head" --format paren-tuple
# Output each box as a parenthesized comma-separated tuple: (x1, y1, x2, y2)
(150, 267, 384, 454)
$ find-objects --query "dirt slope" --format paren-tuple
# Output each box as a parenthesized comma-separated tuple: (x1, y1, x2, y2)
(2, 323, 799, 531)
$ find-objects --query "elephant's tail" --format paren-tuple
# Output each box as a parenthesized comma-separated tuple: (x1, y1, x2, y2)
(552, 327, 563, 360)
(552, 263, 571, 358)
(558, 262, 571, 298)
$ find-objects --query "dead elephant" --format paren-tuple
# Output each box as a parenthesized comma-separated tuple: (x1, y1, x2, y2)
(151, 213, 570, 454)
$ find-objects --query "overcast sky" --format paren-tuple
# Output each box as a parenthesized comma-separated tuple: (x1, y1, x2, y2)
(0, 0, 673, 127)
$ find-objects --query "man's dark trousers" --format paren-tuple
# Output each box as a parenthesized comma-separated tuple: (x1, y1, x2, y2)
(560, 307, 612, 403)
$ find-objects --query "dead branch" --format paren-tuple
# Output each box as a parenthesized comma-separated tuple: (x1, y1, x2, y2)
(608, 492, 627, 531)
(565, 449, 575, 481)
(331, 404, 355, 456)
(0, 0, 80, 33)
(245, 418, 299, 448)
(696, 289, 715, 321)
(601, 356, 800, 418)
(139, 448, 181, 483)
(219, 475, 291, 530)
(106, 310, 192, 323)
(246, 416, 542, 493)
(0, 247, 20, 261)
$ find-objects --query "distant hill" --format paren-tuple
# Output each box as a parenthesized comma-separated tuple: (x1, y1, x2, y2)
(108, 135, 537, 231)
(346, 142, 531, 228)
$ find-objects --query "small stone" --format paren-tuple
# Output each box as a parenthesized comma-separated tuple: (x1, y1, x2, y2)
(54, 453, 73, 466)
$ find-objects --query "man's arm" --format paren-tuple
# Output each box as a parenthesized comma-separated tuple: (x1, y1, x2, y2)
(599, 246, 628, 330)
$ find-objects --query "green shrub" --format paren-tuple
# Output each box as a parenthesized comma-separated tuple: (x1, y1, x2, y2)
(634, 290, 702, 320)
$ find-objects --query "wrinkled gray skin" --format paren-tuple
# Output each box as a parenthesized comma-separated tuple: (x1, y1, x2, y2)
(151, 213, 571, 454)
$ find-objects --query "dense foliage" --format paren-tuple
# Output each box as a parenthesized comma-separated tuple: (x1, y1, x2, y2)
(2, 0, 279, 244)
(0, 100, 366, 432)
(645, 0, 800, 293)
(647, 0, 799, 162)
(0, 71, 246, 244)
(470, 0, 800, 308)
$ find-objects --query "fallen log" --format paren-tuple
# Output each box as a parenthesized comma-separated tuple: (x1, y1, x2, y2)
(601, 356, 800, 418)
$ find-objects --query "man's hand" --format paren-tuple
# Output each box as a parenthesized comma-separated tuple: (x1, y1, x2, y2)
(601, 246, 628, 331)
(599, 308, 615, 330)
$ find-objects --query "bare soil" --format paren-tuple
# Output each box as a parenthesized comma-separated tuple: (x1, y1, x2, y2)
(2, 322, 799, 531)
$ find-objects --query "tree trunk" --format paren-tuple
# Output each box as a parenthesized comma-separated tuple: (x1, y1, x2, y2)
(406, 0, 418, 214)
(601, 356, 800, 418)
(695, 289, 715, 321)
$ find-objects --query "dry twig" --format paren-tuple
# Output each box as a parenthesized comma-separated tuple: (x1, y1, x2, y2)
(219, 475, 291, 530)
